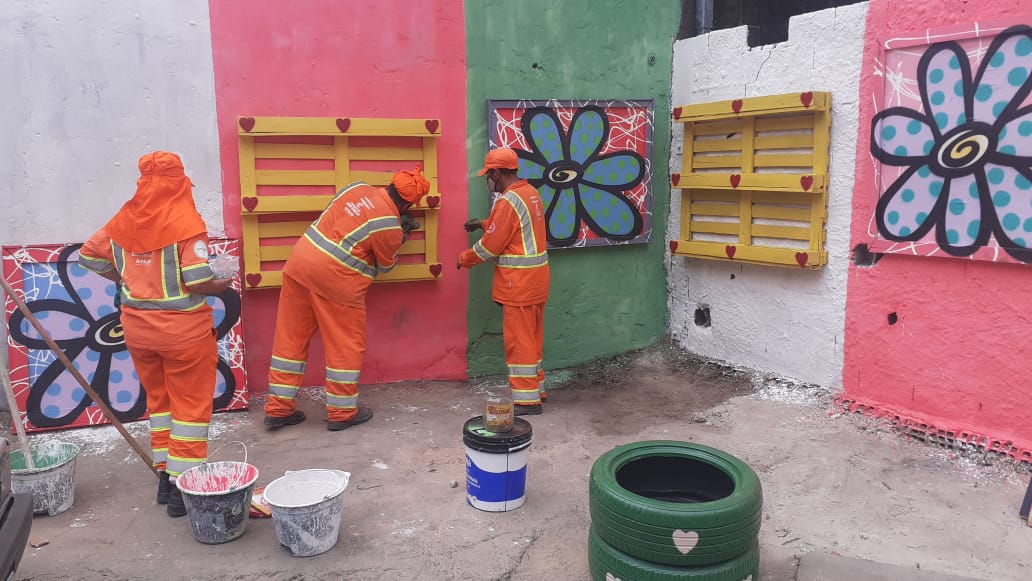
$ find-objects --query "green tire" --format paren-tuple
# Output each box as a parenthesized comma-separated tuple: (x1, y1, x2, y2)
(588, 525, 761, 581)
(589, 441, 762, 567)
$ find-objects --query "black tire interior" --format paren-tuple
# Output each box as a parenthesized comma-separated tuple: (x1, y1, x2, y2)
(616, 456, 734, 503)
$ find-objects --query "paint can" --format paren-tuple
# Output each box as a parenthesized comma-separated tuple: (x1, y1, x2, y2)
(10, 441, 80, 516)
(176, 461, 260, 545)
(463, 416, 532, 512)
(264, 469, 351, 557)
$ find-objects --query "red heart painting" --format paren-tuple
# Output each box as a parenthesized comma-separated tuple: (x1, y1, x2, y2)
(425, 195, 440, 208)
(671, 173, 681, 186)
(673, 106, 683, 119)
(800, 175, 814, 191)
(425, 119, 440, 133)
(245, 273, 262, 287)
(429, 263, 443, 277)
(725, 245, 737, 259)
(730, 174, 742, 189)
(241, 197, 258, 212)
(795, 252, 809, 267)
(669, 240, 679, 253)
(800, 92, 814, 107)
(239, 117, 255, 132)
(731, 99, 743, 114)
(336, 118, 351, 133)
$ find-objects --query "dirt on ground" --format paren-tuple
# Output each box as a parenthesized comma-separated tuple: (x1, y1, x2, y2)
(6, 341, 1031, 580)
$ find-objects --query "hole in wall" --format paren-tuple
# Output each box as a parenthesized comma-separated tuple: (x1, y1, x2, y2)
(852, 243, 883, 267)
(887, 312, 898, 325)
(694, 306, 712, 328)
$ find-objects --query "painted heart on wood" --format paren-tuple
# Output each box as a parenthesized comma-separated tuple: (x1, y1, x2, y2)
(795, 252, 809, 267)
(800, 91, 814, 107)
(730, 174, 742, 189)
(429, 263, 443, 277)
(336, 117, 351, 133)
(669, 240, 679, 253)
(672, 529, 700, 554)
(239, 117, 255, 132)
(245, 273, 262, 287)
(800, 175, 814, 191)
(425, 195, 440, 208)
(241, 197, 259, 212)
(725, 245, 737, 259)
(671, 173, 681, 186)
(425, 119, 440, 133)
(673, 106, 683, 119)
(731, 99, 743, 114)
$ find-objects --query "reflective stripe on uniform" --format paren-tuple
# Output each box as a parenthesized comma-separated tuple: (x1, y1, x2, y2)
(501, 192, 539, 255)
(512, 390, 541, 404)
(160, 246, 182, 298)
(151, 448, 168, 466)
(111, 241, 207, 312)
(78, 255, 113, 273)
(167, 455, 204, 476)
(268, 383, 299, 399)
(326, 393, 358, 409)
(149, 412, 172, 432)
(340, 216, 401, 253)
(182, 263, 215, 284)
(326, 367, 360, 384)
(497, 252, 549, 268)
(507, 363, 539, 378)
(304, 226, 378, 278)
(170, 420, 209, 442)
(473, 240, 496, 262)
(120, 293, 206, 311)
(271, 356, 306, 375)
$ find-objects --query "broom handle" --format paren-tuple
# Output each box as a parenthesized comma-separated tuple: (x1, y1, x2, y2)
(0, 275, 158, 478)
(0, 359, 35, 470)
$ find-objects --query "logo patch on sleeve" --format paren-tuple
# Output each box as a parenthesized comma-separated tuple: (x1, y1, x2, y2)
(193, 241, 208, 259)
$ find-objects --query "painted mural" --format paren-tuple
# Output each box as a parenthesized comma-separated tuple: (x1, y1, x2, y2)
(3, 240, 247, 432)
(869, 22, 1032, 263)
(488, 100, 654, 248)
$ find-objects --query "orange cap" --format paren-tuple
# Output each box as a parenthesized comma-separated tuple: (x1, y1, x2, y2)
(391, 165, 432, 204)
(476, 148, 519, 176)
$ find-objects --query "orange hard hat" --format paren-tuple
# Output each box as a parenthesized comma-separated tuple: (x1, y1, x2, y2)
(476, 148, 519, 176)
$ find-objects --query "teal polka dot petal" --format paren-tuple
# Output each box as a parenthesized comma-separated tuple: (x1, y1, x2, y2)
(930, 68, 945, 82)
(1023, 218, 1032, 232)
(1016, 238, 1028, 248)
(887, 211, 900, 225)
(988, 167, 1006, 185)
(923, 140, 935, 155)
(907, 120, 924, 135)
(975, 85, 993, 102)
(895, 146, 908, 156)
(946, 229, 960, 244)
(935, 112, 949, 129)
(954, 79, 965, 97)
(999, 145, 1017, 155)
(918, 166, 931, 178)
(882, 125, 897, 141)
(949, 198, 966, 215)
(1017, 174, 1032, 190)
(1019, 121, 1032, 136)
(968, 219, 981, 239)
(916, 211, 928, 224)
(1003, 213, 1021, 230)
(1000, 127, 1008, 139)
(902, 188, 915, 202)
(957, 112, 967, 125)
(1017, 37, 1032, 57)
(1009, 67, 1029, 87)
(931, 91, 946, 105)
(949, 55, 960, 69)
(994, 190, 1012, 207)
(993, 101, 1008, 118)
(990, 51, 1005, 68)
(929, 181, 943, 196)
(969, 181, 980, 198)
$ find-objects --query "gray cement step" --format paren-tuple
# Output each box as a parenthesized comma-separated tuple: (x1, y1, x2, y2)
(796, 553, 985, 581)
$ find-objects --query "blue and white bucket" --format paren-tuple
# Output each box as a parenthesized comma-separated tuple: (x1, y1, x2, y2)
(463, 416, 533, 512)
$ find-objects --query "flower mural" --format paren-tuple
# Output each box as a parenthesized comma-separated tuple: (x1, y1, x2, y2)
(871, 25, 1032, 262)
(4, 243, 247, 431)
(490, 100, 654, 248)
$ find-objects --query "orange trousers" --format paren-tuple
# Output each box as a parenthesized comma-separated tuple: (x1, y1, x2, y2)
(129, 330, 217, 477)
(264, 274, 366, 423)
(503, 303, 546, 405)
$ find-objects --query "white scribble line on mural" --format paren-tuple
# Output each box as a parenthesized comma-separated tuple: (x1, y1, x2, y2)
(884, 24, 1010, 49)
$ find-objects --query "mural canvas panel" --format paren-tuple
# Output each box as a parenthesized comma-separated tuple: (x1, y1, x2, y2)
(868, 21, 1032, 264)
(488, 99, 654, 248)
(3, 240, 248, 433)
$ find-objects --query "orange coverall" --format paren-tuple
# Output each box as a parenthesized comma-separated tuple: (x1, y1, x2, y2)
(264, 182, 404, 422)
(460, 180, 550, 405)
(80, 229, 217, 477)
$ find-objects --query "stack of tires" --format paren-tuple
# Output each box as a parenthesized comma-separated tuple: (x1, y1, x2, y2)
(588, 441, 763, 581)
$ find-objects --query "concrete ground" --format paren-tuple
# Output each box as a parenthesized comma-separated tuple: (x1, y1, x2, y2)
(8, 343, 1032, 580)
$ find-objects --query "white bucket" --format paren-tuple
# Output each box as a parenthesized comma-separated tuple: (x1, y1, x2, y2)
(10, 441, 80, 516)
(264, 469, 351, 557)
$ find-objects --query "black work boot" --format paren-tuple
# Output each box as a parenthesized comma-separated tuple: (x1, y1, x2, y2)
(167, 485, 187, 518)
(327, 407, 374, 431)
(264, 410, 306, 430)
(156, 471, 171, 504)
(515, 403, 543, 416)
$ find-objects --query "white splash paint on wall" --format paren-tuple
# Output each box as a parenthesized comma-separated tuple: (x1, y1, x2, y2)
(667, 3, 869, 388)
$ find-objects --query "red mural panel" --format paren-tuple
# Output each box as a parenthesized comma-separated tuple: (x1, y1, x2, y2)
(207, 0, 469, 388)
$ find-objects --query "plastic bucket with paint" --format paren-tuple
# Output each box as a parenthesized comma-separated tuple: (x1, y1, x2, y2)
(264, 469, 351, 557)
(10, 441, 80, 516)
(176, 461, 260, 545)
(463, 416, 533, 512)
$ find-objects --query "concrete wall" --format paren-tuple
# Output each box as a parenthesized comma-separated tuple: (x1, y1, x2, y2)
(844, 0, 1032, 453)
(0, 0, 224, 248)
(464, 0, 680, 376)
(667, 3, 869, 387)
(208, 0, 469, 386)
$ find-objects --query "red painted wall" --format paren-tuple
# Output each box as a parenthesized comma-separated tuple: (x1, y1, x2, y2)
(845, 0, 1032, 454)
(208, 0, 468, 388)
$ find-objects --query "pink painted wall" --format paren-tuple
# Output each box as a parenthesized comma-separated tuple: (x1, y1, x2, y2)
(845, 0, 1032, 455)
(208, 0, 468, 388)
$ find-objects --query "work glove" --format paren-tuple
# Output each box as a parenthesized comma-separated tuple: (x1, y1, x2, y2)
(401, 214, 421, 233)
(463, 219, 484, 233)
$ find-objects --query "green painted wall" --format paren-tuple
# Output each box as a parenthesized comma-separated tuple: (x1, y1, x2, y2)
(464, 0, 680, 376)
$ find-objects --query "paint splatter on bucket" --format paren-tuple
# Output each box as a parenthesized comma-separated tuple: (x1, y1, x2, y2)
(10, 441, 80, 516)
(176, 461, 259, 545)
(264, 469, 350, 557)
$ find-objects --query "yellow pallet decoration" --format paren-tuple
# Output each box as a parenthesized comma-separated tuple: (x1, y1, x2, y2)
(669, 92, 831, 268)
(237, 116, 443, 289)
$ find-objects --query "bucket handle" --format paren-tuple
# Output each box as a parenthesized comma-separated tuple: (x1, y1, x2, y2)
(206, 440, 248, 467)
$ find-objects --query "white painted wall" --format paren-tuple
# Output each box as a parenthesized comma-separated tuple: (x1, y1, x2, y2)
(667, 3, 869, 388)
(0, 0, 224, 250)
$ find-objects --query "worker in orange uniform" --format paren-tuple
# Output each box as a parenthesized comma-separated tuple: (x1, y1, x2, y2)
(459, 148, 550, 415)
(79, 151, 231, 518)
(263, 168, 430, 431)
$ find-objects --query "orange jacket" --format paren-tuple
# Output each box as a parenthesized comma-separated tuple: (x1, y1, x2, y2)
(460, 180, 550, 306)
(284, 182, 404, 307)
(79, 228, 215, 351)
